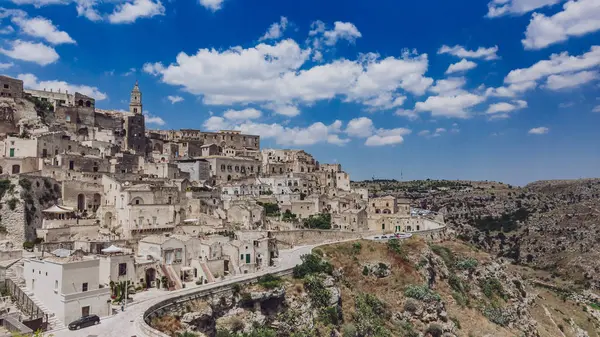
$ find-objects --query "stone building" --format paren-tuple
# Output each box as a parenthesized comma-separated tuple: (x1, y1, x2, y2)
(204, 156, 261, 183)
(175, 158, 210, 181)
(332, 207, 368, 231)
(0, 75, 23, 98)
(148, 129, 260, 152)
(261, 149, 317, 175)
(227, 202, 265, 229)
(368, 196, 410, 215)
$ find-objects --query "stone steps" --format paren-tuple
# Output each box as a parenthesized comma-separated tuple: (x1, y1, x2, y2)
(5, 267, 66, 331)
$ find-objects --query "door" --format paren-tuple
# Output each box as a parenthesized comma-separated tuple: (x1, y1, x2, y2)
(245, 254, 250, 264)
(81, 306, 90, 317)
(9, 148, 14, 157)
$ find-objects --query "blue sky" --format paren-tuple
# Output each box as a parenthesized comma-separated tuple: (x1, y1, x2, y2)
(1, 0, 599, 185)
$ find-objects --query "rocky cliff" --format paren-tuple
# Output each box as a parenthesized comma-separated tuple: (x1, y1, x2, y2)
(149, 239, 600, 336)
(354, 179, 600, 290)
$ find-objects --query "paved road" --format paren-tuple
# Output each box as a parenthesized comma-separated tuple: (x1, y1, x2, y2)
(50, 245, 315, 337)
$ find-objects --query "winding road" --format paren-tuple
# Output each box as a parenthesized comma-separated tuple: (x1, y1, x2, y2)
(49, 245, 314, 337)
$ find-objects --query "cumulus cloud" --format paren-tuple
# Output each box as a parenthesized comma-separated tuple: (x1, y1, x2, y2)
(545, 70, 598, 90)
(522, 0, 600, 50)
(415, 93, 486, 118)
(0, 26, 15, 34)
(445, 59, 477, 74)
(309, 20, 362, 46)
(0, 62, 14, 70)
(223, 108, 262, 121)
(18, 73, 108, 100)
(528, 126, 549, 134)
(199, 0, 224, 11)
(11, 15, 75, 44)
(395, 108, 419, 120)
(203, 117, 349, 146)
(429, 77, 467, 96)
(144, 39, 432, 115)
(486, 100, 528, 119)
(167, 95, 183, 104)
(438, 45, 499, 60)
(343, 117, 411, 146)
(108, 0, 165, 24)
(0, 40, 59, 65)
(144, 112, 165, 126)
(345, 117, 374, 138)
(592, 105, 600, 112)
(504, 46, 600, 86)
(485, 81, 537, 97)
(486, 0, 563, 18)
(259, 16, 288, 41)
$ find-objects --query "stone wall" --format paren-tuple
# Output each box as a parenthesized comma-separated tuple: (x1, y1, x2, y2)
(0, 175, 61, 246)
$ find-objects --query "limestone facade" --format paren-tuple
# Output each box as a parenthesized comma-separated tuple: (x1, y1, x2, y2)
(0, 76, 23, 98)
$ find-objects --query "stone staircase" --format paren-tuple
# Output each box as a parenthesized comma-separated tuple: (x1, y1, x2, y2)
(199, 262, 215, 283)
(5, 266, 65, 331)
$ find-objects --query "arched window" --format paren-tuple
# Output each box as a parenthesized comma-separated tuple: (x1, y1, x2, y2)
(78, 99, 84, 106)
(85, 101, 91, 107)
(11, 165, 20, 174)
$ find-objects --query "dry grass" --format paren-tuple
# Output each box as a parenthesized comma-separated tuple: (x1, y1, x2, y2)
(150, 315, 181, 336)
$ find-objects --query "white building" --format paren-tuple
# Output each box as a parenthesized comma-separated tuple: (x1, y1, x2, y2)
(23, 254, 111, 326)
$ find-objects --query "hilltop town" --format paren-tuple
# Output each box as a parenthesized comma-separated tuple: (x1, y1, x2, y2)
(0, 75, 448, 335)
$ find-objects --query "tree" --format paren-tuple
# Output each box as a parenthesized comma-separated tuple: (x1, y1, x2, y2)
(302, 213, 331, 229)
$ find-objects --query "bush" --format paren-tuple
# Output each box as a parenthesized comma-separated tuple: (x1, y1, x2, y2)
(403, 298, 419, 312)
(293, 253, 333, 278)
(352, 242, 362, 254)
(455, 258, 478, 270)
(302, 213, 332, 229)
(362, 266, 369, 276)
(304, 275, 331, 308)
(483, 306, 510, 326)
(341, 323, 357, 337)
(22, 241, 34, 250)
(450, 316, 461, 329)
(319, 306, 340, 325)
(425, 323, 443, 337)
(387, 238, 407, 260)
(313, 248, 324, 257)
(404, 284, 441, 302)
(480, 277, 506, 300)
(430, 245, 455, 266)
(257, 202, 279, 216)
(257, 274, 282, 289)
(7, 198, 18, 210)
(452, 291, 469, 307)
(18, 178, 31, 191)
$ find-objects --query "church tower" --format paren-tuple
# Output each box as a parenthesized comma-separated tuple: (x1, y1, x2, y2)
(129, 80, 142, 114)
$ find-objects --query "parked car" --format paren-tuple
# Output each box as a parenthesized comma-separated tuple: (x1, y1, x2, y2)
(381, 235, 388, 239)
(68, 314, 100, 330)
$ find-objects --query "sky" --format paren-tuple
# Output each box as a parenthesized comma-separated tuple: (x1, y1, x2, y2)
(0, 0, 599, 186)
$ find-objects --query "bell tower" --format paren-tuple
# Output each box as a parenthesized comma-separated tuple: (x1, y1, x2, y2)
(129, 80, 142, 114)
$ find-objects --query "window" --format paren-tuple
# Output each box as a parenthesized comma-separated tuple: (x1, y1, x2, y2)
(82, 282, 88, 292)
(118, 263, 127, 276)
(3, 84, 8, 89)
(66, 115, 71, 122)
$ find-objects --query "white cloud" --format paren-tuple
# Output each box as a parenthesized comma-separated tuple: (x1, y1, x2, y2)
(485, 81, 537, 97)
(486, 0, 563, 18)
(0, 62, 13, 70)
(415, 93, 486, 118)
(144, 39, 432, 115)
(592, 105, 600, 112)
(418, 127, 447, 138)
(365, 127, 411, 146)
(445, 59, 477, 74)
(418, 130, 430, 137)
(223, 108, 262, 121)
(11, 15, 75, 45)
(395, 108, 419, 120)
(522, 0, 600, 50)
(528, 126, 549, 134)
(486, 100, 528, 115)
(18, 73, 108, 100)
(505, 45, 600, 85)
(438, 45, 499, 60)
(167, 95, 184, 104)
(309, 20, 362, 46)
(259, 16, 288, 41)
(558, 101, 575, 108)
(0, 26, 15, 34)
(9, 0, 69, 5)
(108, 0, 165, 24)
(144, 112, 165, 126)
(545, 70, 598, 90)
(123, 68, 136, 76)
(203, 117, 349, 146)
(345, 117, 374, 138)
(0, 40, 58, 66)
(199, 0, 224, 11)
(429, 77, 467, 96)
(75, 0, 102, 21)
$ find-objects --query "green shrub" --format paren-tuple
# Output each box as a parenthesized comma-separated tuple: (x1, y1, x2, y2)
(304, 275, 331, 308)
(293, 253, 333, 278)
(455, 258, 478, 270)
(319, 306, 340, 325)
(352, 242, 362, 254)
(480, 277, 506, 300)
(7, 198, 18, 210)
(425, 323, 443, 337)
(431, 245, 455, 266)
(302, 213, 332, 229)
(18, 179, 31, 191)
(362, 266, 369, 276)
(404, 284, 441, 302)
(483, 306, 510, 326)
(257, 274, 282, 289)
(313, 248, 324, 257)
(450, 316, 461, 329)
(387, 238, 407, 260)
(341, 323, 357, 337)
